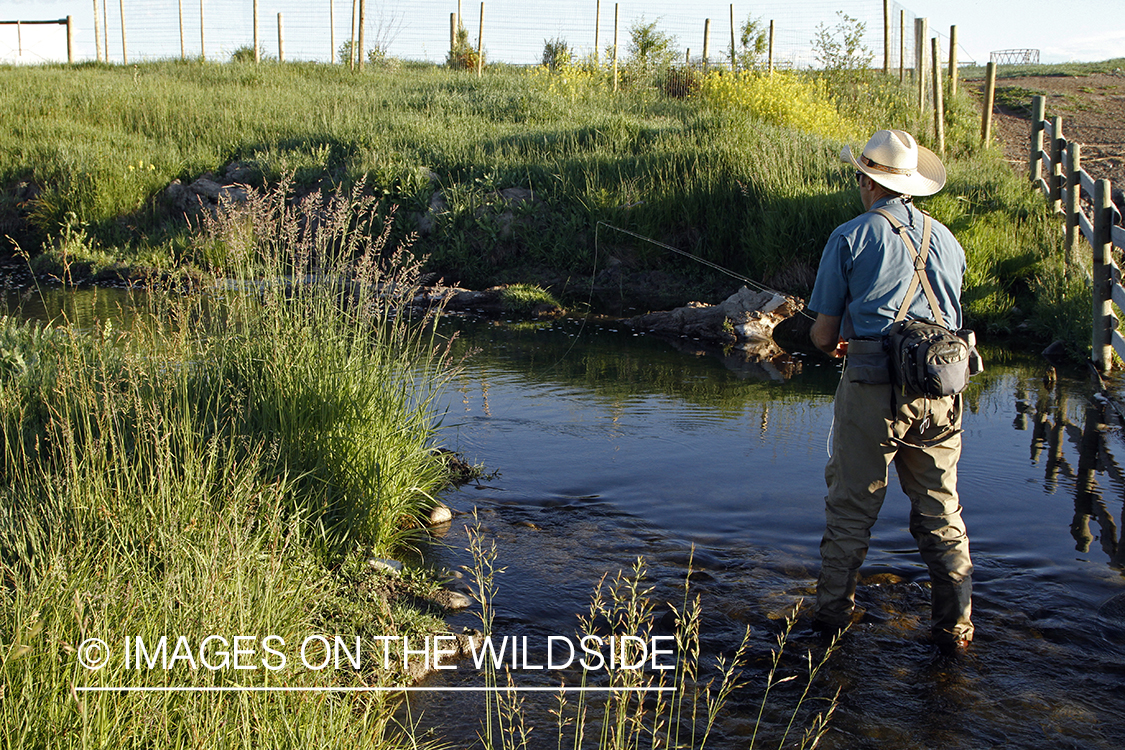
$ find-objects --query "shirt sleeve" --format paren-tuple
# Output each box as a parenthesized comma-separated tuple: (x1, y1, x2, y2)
(808, 229, 850, 317)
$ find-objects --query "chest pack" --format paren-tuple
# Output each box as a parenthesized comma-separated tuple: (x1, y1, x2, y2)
(871, 208, 983, 398)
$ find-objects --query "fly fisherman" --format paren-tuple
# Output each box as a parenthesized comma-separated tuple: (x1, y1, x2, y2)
(806, 129, 974, 654)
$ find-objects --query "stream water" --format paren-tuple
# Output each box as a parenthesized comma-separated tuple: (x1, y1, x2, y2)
(7, 289, 1124, 748)
(416, 315, 1125, 750)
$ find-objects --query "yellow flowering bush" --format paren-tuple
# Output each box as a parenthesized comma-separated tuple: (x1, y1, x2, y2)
(700, 71, 856, 140)
(528, 60, 607, 101)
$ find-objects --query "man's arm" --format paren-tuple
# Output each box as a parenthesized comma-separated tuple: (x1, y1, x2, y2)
(810, 313, 847, 358)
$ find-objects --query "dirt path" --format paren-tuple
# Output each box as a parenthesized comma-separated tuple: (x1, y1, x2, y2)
(963, 71, 1125, 193)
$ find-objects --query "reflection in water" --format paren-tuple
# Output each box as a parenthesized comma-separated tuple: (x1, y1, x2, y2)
(1026, 371, 1125, 569)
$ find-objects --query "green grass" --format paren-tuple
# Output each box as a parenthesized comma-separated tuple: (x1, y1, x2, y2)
(960, 58, 1125, 80)
(0, 58, 1091, 339)
(0, 183, 458, 748)
(498, 283, 561, 315)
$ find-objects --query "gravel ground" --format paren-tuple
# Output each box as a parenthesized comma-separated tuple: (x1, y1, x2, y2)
(964, 71, 1125, 195)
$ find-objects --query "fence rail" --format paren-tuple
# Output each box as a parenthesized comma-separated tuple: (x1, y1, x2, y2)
(0, 17, 75, 63)
(1028, 94, 1125, 372)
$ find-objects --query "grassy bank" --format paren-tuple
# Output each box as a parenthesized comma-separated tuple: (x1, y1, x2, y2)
(0, 187, 457, 747)
(0, 59, 1083, 339)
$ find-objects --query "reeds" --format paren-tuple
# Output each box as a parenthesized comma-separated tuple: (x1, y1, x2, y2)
(0, 181, 456, 747)
(465, 525, 841, 750)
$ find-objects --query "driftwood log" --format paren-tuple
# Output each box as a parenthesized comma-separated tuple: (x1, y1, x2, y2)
(624, 286, 804, 345)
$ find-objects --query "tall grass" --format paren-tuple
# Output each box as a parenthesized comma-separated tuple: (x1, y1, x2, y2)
(0, 60, 1081, 336)
(0, 182, 456, 747)
(466, 526, 841, 750)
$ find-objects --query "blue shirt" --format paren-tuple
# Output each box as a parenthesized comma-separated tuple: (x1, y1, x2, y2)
(808, 196, 966, 339)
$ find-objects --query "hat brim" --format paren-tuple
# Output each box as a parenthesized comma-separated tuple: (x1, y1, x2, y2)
(841, 144, 946, 196)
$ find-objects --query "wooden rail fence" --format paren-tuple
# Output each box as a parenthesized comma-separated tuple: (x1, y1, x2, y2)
(1028, 94, 1125, 373)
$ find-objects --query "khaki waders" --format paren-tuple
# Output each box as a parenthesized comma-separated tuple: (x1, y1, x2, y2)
(815, 339, 974, 644)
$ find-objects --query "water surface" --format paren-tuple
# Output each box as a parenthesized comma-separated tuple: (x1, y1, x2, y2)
(420, 315, 1125, 749)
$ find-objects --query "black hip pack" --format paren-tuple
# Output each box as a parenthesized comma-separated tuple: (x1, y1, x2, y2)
(871, 208, 983, 398)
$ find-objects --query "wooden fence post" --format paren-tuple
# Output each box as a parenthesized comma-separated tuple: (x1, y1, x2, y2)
(914, 17, 927, 112)
(612, 4, 619, 91)
(449, 13, 456, 59)
(1050, 116, 1064, 213)
(767, 20, 773, 74)
(898, 10, 904, 83)
(358, 0, 366, 71)
(66, 16, 74, 63)
(1029, 95, 1045, 183)
(476, 1, 483, 76)
(102, 0, 109, 61)
(1093, 179, 1114, 372)
(254, 0, 260, 63)
(594, 0, 600, 64)
(349, 0, 357, 69)
(177, 0, 184, 60)
(200, 0, 205, 61)
(94, 0, 104, 62)
(883, 0, 890, 74)
(702, 19, 711, 71)
(330, 0, 335, 63)
(932, 37, 944, 156)
(278, 13, 285, 62)
(949, 25, 958, 95)
(981, 61, 996, 145)
(119, 0, 127, 64)
(1066, 141, 1082, 267)
(730, 5, 736, 71)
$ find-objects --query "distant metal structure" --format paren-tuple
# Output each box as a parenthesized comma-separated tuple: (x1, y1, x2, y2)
(990, 48, 1040, 65)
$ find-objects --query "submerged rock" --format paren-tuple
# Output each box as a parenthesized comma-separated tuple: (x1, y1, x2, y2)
(428, 502, 454, 526)
(624, 286, 804, 345)
(431, 589, 473, 610)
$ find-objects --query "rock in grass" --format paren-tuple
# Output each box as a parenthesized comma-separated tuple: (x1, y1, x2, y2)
(428, 502, 453, 526)
(431, 589, 473, 610)
(367, 558, 403, 575)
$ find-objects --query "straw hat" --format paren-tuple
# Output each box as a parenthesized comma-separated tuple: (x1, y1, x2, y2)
(841, 129, 946, 196)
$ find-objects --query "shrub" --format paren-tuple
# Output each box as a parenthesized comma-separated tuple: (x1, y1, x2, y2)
(626, 17, 676, 73)
(541, 37, 572, 71)
(813, 12, 874, 73)
(230, 45, 263, 64)
(447, 23, 482, 70)
(737, 14, 769, 71)
(659, 66, 702, 98)
(700, 71, 854, 140)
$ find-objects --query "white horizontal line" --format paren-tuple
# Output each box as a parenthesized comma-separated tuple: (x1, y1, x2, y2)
(75, 686, 677, 693)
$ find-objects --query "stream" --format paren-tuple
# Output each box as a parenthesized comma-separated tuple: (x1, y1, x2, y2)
(415, 315, 1125, 750)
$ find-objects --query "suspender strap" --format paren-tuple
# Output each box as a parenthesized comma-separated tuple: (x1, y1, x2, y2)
(870, 208, 946, 328)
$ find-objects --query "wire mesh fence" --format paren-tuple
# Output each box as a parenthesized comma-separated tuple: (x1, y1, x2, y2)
(0, 0, 976, 70)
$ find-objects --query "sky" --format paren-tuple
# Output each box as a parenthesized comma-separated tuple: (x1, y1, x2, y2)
(0, 0, 1122, 67)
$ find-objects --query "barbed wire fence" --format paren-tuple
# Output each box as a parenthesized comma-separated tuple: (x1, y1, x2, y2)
(0, 0, 976, 71)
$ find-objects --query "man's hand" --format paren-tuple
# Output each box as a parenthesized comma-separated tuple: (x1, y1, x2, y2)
(810, 313, 846, 358)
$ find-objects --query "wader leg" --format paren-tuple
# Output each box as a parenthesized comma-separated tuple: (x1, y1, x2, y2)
(816, 377, 896, 628)
(894, 400, 974, 643)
